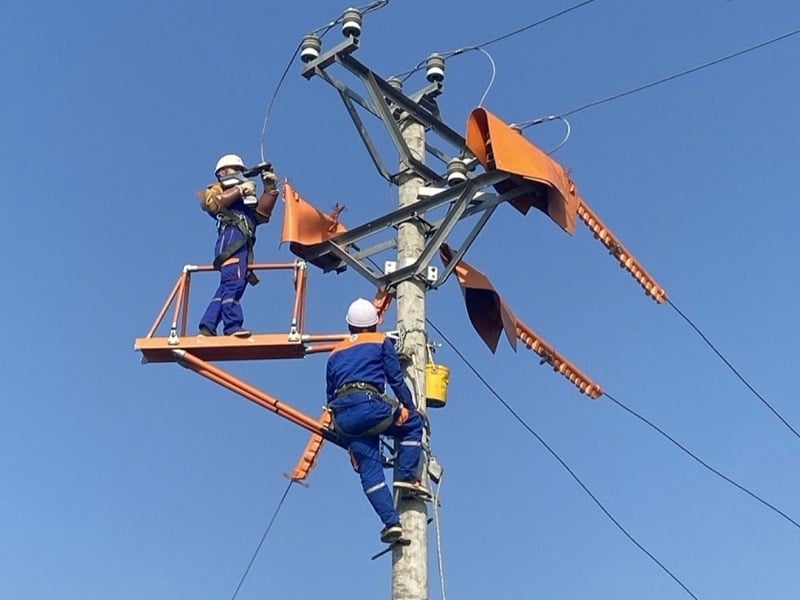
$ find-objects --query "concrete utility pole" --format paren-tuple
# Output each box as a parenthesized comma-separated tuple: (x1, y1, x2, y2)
(393, 107, 429, 599)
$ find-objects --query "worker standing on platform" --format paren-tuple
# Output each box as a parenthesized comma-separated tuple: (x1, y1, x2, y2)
(197, 154, 278, 337)
(326, 298, 427, 543)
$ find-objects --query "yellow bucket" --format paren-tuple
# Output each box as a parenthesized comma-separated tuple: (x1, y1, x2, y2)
(425, 361, 450, 408)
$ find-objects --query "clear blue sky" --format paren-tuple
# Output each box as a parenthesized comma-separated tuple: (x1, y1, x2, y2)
(2, 1, 799, 598)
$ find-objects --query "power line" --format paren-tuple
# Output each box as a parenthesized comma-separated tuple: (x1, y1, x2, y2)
(426, 319, 699, 600)
(395, 0, 599, 81)
(259, 43, 301, 161)
(604, 391, 800, 530)
(259, 0, 394, 159)
(230, 480, 295, 600)
(668, 299, 800, 440)
(518, 25, 800, 127)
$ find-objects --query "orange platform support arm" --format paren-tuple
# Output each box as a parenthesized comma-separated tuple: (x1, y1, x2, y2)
(173, 349, 345, 447)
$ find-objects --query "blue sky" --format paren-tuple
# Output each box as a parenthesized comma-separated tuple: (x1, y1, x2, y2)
(2, 1, 800, 598)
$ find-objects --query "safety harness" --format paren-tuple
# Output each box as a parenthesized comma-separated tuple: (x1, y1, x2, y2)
(213, 208, 259, 286)
(330, 382, 401, 438)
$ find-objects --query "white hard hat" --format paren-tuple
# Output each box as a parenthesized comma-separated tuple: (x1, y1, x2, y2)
(214, 153, 245, 174)
(346, 298, 379, 327)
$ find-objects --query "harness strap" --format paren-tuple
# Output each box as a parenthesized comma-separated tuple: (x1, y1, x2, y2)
(330, 382, 401, 438)
(213, 209, 259, 285)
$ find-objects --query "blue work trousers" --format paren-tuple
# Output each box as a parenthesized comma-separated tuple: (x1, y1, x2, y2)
(199, 228, 249, 334)
(333, 394, 424, 526)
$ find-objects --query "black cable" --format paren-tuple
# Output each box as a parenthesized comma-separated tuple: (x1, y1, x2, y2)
(261, 0, 393, 156)
(536, 26, 800, 123)
(426, 319, 699, 600)
(259, 43, 302, 162)
(452, 0, 598, 55)
(395, 0, 599, 81)
(230, 480, 295, 600)
(605, 391, 800, 530)
(668, 299, 800, 440)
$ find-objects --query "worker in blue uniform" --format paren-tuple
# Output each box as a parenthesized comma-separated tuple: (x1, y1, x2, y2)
(326, 298, 427, 543)
(197, 154, 278, 337)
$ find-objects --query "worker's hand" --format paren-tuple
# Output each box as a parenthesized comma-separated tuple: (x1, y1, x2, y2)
(261, 169, 278, 188)
(394, 406, 410, 426)
(237, 180, 257, 198)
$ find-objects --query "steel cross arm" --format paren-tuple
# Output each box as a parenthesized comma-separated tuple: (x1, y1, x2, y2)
(335, 78, 394, 182)
(433, 204, 499, 289)
(362, 71, 442, 183)
(312, 67, 397, 182)
(374, 180, 478, 288)
(316, 66, 379, 117)
(330, 170, 511, 248)
(425, 141, 455, 166)
(300, 36, 361, 80)
(352, 238, 397, 260)
(326, 241, 385, 286)
(339, 54, 470, 154)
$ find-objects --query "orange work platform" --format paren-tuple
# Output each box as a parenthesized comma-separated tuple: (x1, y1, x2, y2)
(134, 260, 348, 474)
(134, 261, 347, 363)
(135, 334, 307, 364)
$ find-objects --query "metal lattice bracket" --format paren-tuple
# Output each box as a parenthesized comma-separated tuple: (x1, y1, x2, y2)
(295, 170, 539, 289)
(299, 35, 535, 289)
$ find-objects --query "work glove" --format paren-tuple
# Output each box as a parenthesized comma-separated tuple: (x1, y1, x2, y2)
(261, 169, 278, 190)
(237, 180, 257, 198)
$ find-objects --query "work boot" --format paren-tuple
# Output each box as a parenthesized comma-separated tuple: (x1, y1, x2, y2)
(229, 328, 252, 338)
(380, 523, 403, 543)
(394, 480, 432, 501)
(198, 326, 216, 337)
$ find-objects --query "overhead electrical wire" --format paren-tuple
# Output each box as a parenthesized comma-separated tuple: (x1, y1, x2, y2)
(425, 319, 699, 600)
(230, 480, 295, 600)
(667, 299, 800, 440)
(395, 0, 599, 81)
(259, 0, 393, 159)
(516, 25, 800, 128)
(604, 392, 800, 530)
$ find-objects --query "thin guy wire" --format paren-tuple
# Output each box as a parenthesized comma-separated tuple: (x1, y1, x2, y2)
(668, 299, 800, 440)
(517, 26, 800, 127)
(230, 480, 294, 600)
(426, 319, 698, 600)
(395, 0, 598, 81)
(604, 391, 800, 530)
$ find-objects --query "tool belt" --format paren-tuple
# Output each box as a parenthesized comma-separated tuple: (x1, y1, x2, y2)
(334, 382, 382, 397)
(330, 382, 400, 438)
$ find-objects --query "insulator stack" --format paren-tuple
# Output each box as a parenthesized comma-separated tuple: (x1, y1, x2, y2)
(577, 202, 668, 303)
(516, 324, 603, 399)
